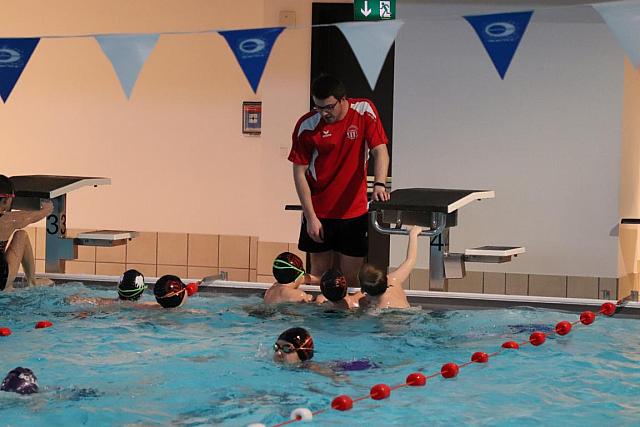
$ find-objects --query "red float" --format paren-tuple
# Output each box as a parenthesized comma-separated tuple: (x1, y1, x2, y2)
(529, 332, 546, 346)
(471, 352, 489, 363)
(0, 327, 11, 336)
(441, 363, 459, 378)
(186, 282, 199, 296)
(370, 384, 391, 400)
(555, 321, 572, 336)
(599, 302, 616, 317)
(580, 311, 595, 325)
(331, 395, 353, 411)
(35, 321, 53, 329)
(502, 341, 520, 349)
(406, 372, 426, 386)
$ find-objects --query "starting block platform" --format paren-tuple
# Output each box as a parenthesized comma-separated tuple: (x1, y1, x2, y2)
(369, 188, 525, 291)
(12, 175, 136, 273)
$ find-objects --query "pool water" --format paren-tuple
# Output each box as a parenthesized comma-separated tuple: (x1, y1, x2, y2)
(1, 283, 639, 426)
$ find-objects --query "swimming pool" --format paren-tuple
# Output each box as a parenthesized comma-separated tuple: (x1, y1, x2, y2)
(1, 283, 639, 426)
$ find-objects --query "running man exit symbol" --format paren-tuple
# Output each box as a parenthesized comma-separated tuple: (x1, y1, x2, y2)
(380, 1, 391, 18)
(354, 0, 395, 21)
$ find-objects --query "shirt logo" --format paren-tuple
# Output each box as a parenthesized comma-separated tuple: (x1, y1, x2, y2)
(346, 125, 358, 140)
(322, 130, 332, 138)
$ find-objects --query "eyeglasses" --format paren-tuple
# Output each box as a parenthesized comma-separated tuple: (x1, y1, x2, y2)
(313, 100, 340, 113)
(273, 343, 313, 354)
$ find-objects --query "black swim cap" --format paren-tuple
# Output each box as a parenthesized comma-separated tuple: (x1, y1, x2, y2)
(117, 269, 146, 301)
(272, 252, 305, 284)
(277, 327, 314, 361)
(1, 367, 38, 395)
(154, 275, 186, 308)
(320, 268, 347, 302)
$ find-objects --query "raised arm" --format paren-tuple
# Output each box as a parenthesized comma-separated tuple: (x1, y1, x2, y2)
(387, 226, 423, 285)
(2, 199, 53, 230)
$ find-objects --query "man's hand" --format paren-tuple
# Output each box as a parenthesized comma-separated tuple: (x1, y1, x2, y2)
(372, 186, 390, 202)
(409, 225, 423, 237)
(41, 199, 53, 215)
(306, 216, 324, 243)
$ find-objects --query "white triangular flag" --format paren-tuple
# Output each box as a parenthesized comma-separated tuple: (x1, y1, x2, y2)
(592, 0, 640, 68)
(96, 34, 159, 98)
(336, 20, 403, 90)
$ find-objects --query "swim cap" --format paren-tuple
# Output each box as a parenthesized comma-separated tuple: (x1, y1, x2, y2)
(320, 268, 347, 302)
(154, 275, 186, 308)
(1, 367, 38, 395)
(358, 264, 388, 296)
(272, 252, 305, 284)
(117, 269, 146, 301)
(276, 327, 314, 361)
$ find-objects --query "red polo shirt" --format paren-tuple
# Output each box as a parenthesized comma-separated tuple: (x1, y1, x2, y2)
(289, 98, 388, 219)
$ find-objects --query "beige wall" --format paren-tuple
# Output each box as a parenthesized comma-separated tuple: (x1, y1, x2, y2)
(618, 58, 640, 294)
(1, 0, 312, 242)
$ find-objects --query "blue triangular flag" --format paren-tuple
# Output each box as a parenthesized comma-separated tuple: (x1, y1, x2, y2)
(0, 38, 40, 102)
(592, 0, 640, 68)
(464, 11, 533, 79)
(219, 27, 285, 93)
(336, 20, 404, 90)
(96, 34, 159, 98)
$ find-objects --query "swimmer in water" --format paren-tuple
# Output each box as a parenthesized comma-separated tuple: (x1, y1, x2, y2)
(264, 252, 318, 304)
(315, 268, 363, 309)
(272, 328, 375, 379)
(66, 269, 156, 307)
(1, 367, 38, 395)
(154, 274, 189, 309)
(359, 226, 423, 310)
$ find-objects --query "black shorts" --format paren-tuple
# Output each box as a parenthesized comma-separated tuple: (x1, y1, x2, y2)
(298, 213, 368, 258)
(0, 252, 8, 291)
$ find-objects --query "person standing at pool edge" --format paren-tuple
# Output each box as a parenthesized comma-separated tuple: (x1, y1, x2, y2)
(0, 175, 54, 291)
(289, 75, 390, 287)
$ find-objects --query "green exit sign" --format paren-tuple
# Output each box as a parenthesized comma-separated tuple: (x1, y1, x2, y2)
(354, 0, 396, 21)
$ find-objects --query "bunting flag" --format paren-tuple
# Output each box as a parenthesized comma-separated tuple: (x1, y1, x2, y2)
(336, 20, 404, 90)
(96, 34, 159, 98)
(0, 38, 40, 102)
(464, 11, 533, 79)
(592, 0, 640, 69)
(218, 27, 285, 93)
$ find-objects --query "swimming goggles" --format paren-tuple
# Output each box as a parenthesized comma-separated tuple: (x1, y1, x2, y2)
(156, 280, 186, 299)
(117, 282, 148, 298)
(273, 259, 305, 281)
(273, 342, 313, 354)
(0, 194, 15, 198)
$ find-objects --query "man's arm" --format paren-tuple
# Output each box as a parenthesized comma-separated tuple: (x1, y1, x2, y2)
(293, 164, 323, 243)
(3, 200, 53, 230)
(370, 145, 390, 202)
(387, 226, 423, 285)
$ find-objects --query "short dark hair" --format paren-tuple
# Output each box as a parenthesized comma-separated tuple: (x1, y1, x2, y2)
(311, 75, 346, 100)
(320, 268, 347, 302)
(359, 264, 388, 296)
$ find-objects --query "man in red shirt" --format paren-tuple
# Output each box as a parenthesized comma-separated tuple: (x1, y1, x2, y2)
(288, 75, 390, 286)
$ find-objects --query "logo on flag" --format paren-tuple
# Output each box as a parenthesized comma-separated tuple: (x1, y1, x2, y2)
(219, 27, 285, 93)
(464, 11, 533, 79)
(0, 38, 40, 102)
